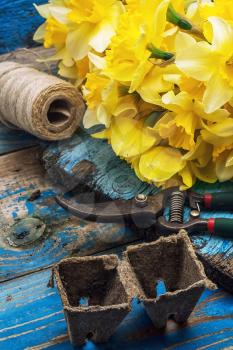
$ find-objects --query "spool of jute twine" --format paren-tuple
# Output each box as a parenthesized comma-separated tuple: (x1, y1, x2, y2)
(0, 61, 85, 140)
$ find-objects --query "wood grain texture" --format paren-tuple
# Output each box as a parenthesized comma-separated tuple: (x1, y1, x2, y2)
(0, 147, 142, 281)
(0, 269, 232, 350)
(0, 124, 37, 155)
(0, 0, 45, 54)
(44, 133, 233, 292)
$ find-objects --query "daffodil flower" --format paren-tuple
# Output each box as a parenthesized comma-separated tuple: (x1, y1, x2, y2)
(66, 0, 124, 60)
(83, 72, 119, 128)
(34, 0, 233, 188)
(34, 2, 71, 47)
(190, 0, 233, 25)
(176, 18, 233, 113)
(150, 91, 229, 150)
(105, 0, 170, 92)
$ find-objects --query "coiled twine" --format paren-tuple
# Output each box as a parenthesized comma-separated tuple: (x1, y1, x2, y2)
(0, 61, 85, 140)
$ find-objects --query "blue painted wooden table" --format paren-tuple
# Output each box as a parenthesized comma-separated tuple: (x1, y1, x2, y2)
(0, 3, 233, 349)
(0, 55, 232, 350)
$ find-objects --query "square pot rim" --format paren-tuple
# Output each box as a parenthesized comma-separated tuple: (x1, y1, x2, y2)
(53, 254, 130, 309)
(63, 302, 132, 314)
(139, 278, 206, 303)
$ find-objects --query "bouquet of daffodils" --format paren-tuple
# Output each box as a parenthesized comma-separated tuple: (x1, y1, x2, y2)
(34, 0, 233, 189)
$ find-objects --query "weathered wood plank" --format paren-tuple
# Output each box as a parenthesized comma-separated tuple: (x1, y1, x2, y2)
(0, 0, 45, 54)
(43, 133, 233, 292)
(0, 146, 142, 281)
(0, 269, 232, 350)
(0, 46, 55, 68)
(0, 124, 37, 155)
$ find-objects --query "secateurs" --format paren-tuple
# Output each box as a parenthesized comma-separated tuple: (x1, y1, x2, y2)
(56, 188, 233, 238)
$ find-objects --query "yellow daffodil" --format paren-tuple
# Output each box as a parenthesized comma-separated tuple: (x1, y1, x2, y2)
(66, 0, 124, 60)
(194, 0, 233, 25)
(83, 72, 119, 128)
(34, 2, 71, 47)
(105, 0, 170, 92)
(176, 18, 233, 113)
(35, 0, 233, 188)
(150, 91, 229, 150)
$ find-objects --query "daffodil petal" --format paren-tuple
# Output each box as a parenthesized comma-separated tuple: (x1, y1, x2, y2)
(183, 136, 212, 167)
(194, 100, 230, 122)
(88, 52, 106, 69)
(129, 57, 151, 93)
(34, 4, 50, 18)
(89, 21, 115, 53)
(191, 161, 217, 183)
(209, 16, 233, 57)
(92, 129, 110, 139)
(139, 146, 185, 182)
(152, 0, 170, 47)
(111, 117, 156, 158)
(162, 91, 192, 113)
(226, 150, 233, 167)
(66, 23, 93, 60)
(176, 41, 217, 81)
(113, 95, 137, 119)
(175, 31, 196, 52)
(216, 151, 233, 181)
(83, 108, 99, 129)
(33, 23, 46, 42)
(202, 118, 233, 137)
(179, 164, 196, 189)
(97, 104, 111, 127)
(49, 6, 71, 24)
(203, 74, 233, 113)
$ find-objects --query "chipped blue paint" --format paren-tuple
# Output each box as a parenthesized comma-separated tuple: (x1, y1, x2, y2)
(0, 0, 46, 54)
(0, 182, 140, 281)
(0, 185, 34, 200)
(44, 131, 157, 201)
(0, 269, 232, 350)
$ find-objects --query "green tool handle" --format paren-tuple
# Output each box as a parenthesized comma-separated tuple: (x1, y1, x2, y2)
(203, 193, 233, 210)
(208, 218, 233, 238)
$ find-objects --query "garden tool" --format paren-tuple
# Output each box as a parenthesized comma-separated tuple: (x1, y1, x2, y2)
(56, 188, 233, 238)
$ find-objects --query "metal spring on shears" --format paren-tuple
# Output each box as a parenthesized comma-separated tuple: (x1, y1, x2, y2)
(169, 191, 185, 223)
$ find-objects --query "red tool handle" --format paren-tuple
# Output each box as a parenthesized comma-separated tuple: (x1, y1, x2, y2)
(207, 218, 233, 238)
(203, 193, 233, 210)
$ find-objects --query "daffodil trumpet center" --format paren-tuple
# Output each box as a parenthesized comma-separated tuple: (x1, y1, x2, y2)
(147, 44, 174, 61)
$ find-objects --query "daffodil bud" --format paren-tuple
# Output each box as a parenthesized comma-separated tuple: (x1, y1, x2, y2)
(167, 4, 192, 30)
(147, 44, 174, 61)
